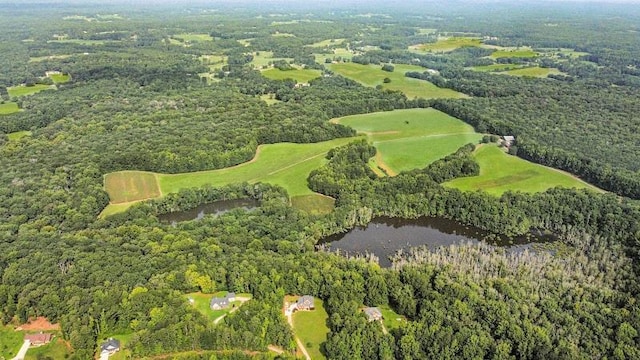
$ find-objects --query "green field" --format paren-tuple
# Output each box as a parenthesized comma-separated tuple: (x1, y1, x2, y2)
(470, 64, 527, 72)
(292, 298, 329, 360)
(490, 48, 538, 58)
(7, 84, 55, 98)
(261, 67, 322, 82)
(186, 292, 251, 323)
(173, 33, 213, 42)
(308, 38, 345, 47)
(25, 337, 72, 360)
(445, 144, 602, 195)
(104, 171, 161, 204)
(49, 73, 71, 83)
(0, 102, 20, 114)
(409, 37, 481, 53)
(326, 63, 467, 99)
(250, 51, 294, 68)
(102, 138, 355, 216)
(48, 39, 109, 45)
(290, 194, 335, 215)
(314, 48, 358, 63)
(334, 108, 482, 174)
(499, 66, 563, 77)
(0, 324, 23, 359)
(7, 131, 32, 141)
(379, 305, 407, 331)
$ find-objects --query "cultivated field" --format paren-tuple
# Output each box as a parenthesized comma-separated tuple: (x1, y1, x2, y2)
(7, 84, 55, 98)
(499, 66, 563, 77)
(445, 144, 602, 195)
(291, 298, 329, 360)
(104, 171, 162, 204)
(0, 102, 20, 115)
(408, 37, 482, 53)
(334, 108, 482, 174)
(102, 138, 355, 216)
(261, 67, 322, 82)
(326, 63, 467, 99)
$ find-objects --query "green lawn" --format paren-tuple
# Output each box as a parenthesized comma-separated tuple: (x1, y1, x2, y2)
(102, 137, 355, 215)
(25, 336, 72, 360)
(186, 292, 251, 323)
(499, 66, 563, 78)
(261, 67, 322, 83)
(173, 33, 213, 42)
(98, 333, 134, 360)
(490, 48, 537, 58)
(7, 131, 32, 141)
(8, 84, 55, 98)
(334, 108, 482, 174)
(0, 324, 23, 359)
(49, 73, 71, 83)
(326, 63, 466, 99)
(0, 102, 20, 115)
(445, 144, 602, 195)
(379, 305, 407, 331)
(409, 37, 482, 53)
(292, 298, 329, 360)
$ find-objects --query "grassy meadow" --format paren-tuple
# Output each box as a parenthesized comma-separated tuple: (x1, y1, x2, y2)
(308, 38, 345, 47)
(490, 48, 537, 58)
(261, 67, 322, 82)
(499, 66, 563, 77)
(173, 33, 213, 42)
(326, 63, 467, 99)
(291, 298, 329, 360)
(250, 51, 293, 68)
(7, 131, 32, 141)
(334, 108, 482, 174)
(102, 137, 355, 216)
(8, 84, 55, 98)
(0, 324, 23, 359)
(445, 144, 602, 195)
(49, 73, 71, 83)
(0, 102, 20, 115)
(409, 37, 481, 53)
(470, 64, 527, 72)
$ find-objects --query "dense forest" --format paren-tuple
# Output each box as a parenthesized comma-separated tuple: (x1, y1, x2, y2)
(0, 1, 639, 359)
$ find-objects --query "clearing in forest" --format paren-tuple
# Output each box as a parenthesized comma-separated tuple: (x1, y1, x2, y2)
(49, 73, 71, 84)
(250, 51, 294, 68)
(408, 37, 482, 53)
(172, 33, 213, 42)
(499, 66, 563, 78)
(0, 102, 20, 115)
(307, 38, 346, 47)
(470, 63, 528, 72)
(444, 144, 603, 195)
(261, 67, 322, 83)
(326, 63, 467, 99)
(334, 108, 482, 174)
(286, 296, 329, 360)
(186, 291, 252, 324)
(490, 48, 538, 58)
(97, 333, 134, 360)
(7, 84, 56, 98)
(102, 138, 355, 216)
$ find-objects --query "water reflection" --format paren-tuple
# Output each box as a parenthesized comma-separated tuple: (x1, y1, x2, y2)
(158, 198, 258, 224)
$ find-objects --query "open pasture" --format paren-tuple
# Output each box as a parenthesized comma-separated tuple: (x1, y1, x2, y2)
(102, 138, 355, 215)
(308, 38, 345, 47)
(499, 66, 563, 77)
(470, 63, 527, 72)
(261, 67, 322, 82)
(334, 108, 481, 174)
(490, 48, 538, 58)
(7, 84, 55, 98)
(445, 144, 602, 195)
(326, 63, 467, 99)
(408, 37, 481, 53)
(0, 102, 20, 115)
(250, 51, 294, 68)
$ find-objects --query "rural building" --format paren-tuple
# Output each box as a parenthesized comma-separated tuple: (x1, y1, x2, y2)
(363, 307, 383, 322)
(210, 292, 236, 310)
(100, 338, 121, 360)
(296, 295, 315, 311)
(24, 333, 52, 346)
(502, 135, 515, 147)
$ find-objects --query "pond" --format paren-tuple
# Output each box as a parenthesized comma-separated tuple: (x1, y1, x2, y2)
(158, 198, 259, 224)
(320, 216, 554, 267)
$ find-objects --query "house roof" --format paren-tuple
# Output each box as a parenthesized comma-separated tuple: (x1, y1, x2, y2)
(210, 297, 230, 307)
(363, 307, 382, 320)
(297, 295, 314, 308)
(25, 333, 52, 343)
(100, 338, 120, 352)
(503, 136, 515, 142)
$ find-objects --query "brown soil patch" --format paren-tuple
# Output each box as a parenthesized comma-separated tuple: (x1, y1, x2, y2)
(16, 317, 60, 331)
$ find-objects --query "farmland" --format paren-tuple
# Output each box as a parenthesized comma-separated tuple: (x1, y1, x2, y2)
(326, 63, 467, 99)
(7, 84, 55, 98)
(408, 37, 481, 53)
(445, 144, 602, 195)
(334, 108, 482, 174)
(261, 67, 322, 82)
(104, 171, 162, 204)
(0, 102, 20, 115)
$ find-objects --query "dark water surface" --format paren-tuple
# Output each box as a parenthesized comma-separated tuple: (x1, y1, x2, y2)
(158, 198, 259, 223)
(321, 217, 554, 267)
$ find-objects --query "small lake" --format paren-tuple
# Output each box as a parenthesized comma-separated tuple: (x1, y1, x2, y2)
(158, 198, 259, 224)
(320, 216, 554, 267)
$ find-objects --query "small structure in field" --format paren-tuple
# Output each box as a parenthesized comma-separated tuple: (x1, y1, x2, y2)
(25, 332, 52, 346)
(296, 295, 315, 311)
(100, 338, 121, 356)
(502, 135, 515, 148)
(210, 292, 236, 310)
(363, 307, 383, 322)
